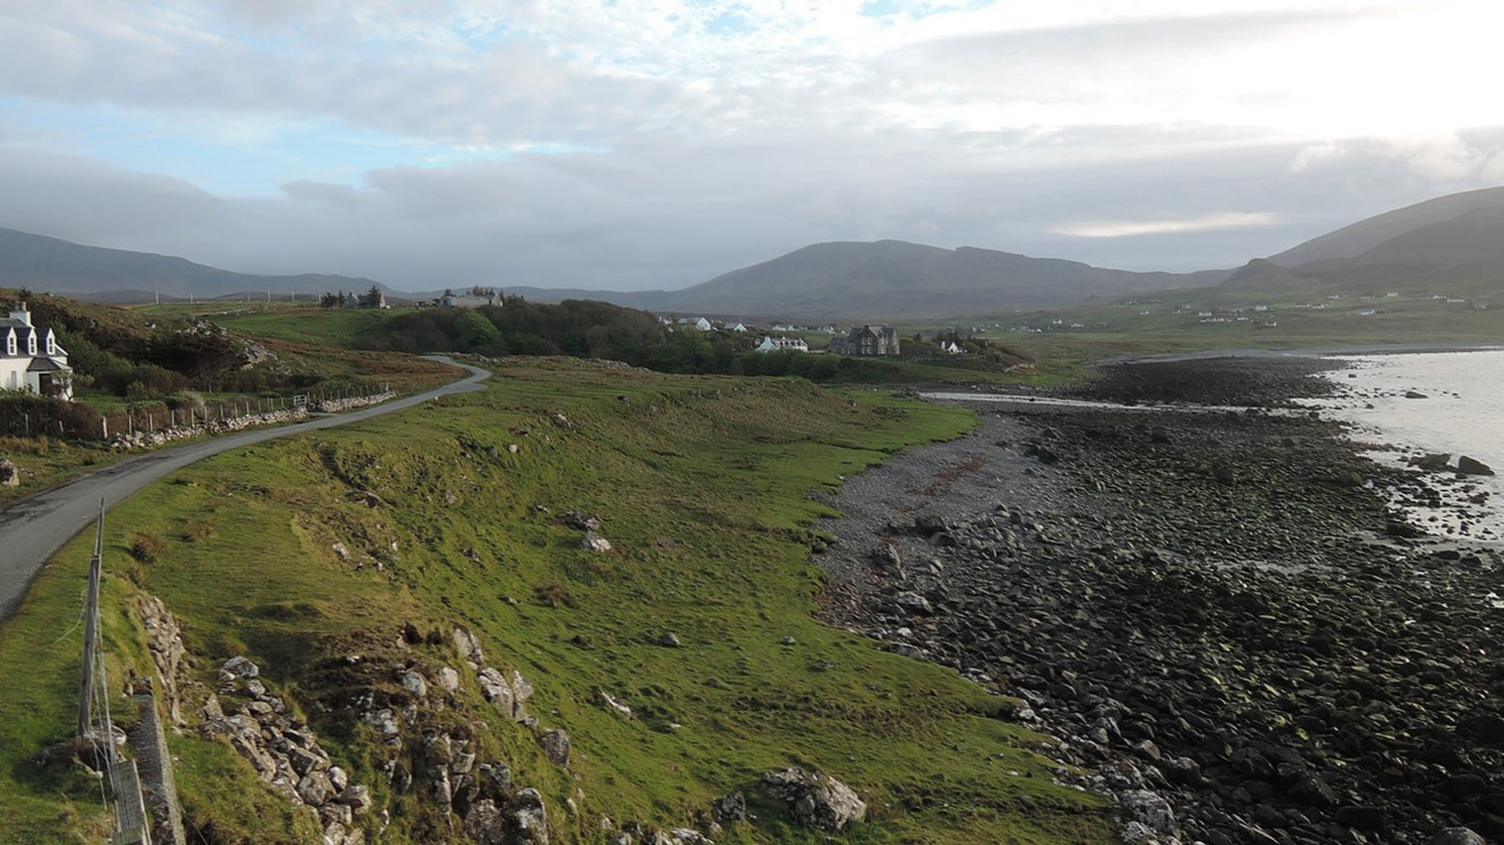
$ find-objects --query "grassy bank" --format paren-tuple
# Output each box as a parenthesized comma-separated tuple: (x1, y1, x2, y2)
(0, 358, 1112, 844)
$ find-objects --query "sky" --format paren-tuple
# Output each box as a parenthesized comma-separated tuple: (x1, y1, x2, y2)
(1, 0, 1503, 292)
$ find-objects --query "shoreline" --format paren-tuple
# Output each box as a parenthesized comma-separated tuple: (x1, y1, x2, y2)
(814, 356, 1503, 844)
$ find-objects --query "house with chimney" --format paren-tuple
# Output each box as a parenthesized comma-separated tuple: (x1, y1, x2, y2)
(829, 324, 901, 357)
(1, 302, 73, 399)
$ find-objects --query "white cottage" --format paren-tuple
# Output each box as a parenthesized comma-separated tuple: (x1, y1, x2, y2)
(1, 302, 72, 399)
(755, 336, 808, 353)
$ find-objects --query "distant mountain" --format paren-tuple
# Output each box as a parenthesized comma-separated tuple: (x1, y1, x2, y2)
(0, 227, 381, 300)
(1228, 188, 1504, 298)
(0, 227, 1230, 318)
(637, 240, 1227, 319)
(1269, 186, 1504, 268)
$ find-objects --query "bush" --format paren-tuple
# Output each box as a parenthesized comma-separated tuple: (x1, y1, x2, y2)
(129, 533, 164, 563)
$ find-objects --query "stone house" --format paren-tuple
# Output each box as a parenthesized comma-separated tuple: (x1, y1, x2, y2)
(829, 325, 901, 357)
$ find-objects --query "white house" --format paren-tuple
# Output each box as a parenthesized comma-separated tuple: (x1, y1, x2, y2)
(694, 317, 714, 331)
(938, 341, 963, 355)
(728, 322, 748, 333)
(755, 336, 808, 353)
(1, 302, 72, 399)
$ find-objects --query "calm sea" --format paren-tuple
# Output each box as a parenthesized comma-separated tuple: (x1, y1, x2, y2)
(1312, 349, 1504, 540)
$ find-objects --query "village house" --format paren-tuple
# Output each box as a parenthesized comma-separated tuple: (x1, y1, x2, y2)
(755, 335, 808, 353)
(938, 340, 963, 355)
(828, 325, 901, 357)
(694, 317, 714, 331)
(439, 287, 504, 308)
(1, 302, 72, 399)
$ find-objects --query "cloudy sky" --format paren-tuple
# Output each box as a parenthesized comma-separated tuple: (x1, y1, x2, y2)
(2, 0, 1503, 291)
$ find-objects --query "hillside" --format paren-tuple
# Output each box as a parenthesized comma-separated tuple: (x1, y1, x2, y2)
(0, 228, 380, 299)
(0, 358, 1112, 844)
(653, 240, 1226, 319)
(0, 228, 1228, 319)
(1228, 195, 1504, 298)
(1269, 186, 1504, 267)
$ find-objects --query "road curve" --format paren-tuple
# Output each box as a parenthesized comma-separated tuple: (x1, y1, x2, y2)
(0, 355, 490, 620)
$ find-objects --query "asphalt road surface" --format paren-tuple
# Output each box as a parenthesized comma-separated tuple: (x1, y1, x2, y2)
(0, 356, 490, 620)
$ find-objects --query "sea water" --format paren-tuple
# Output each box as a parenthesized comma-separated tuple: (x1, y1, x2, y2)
(1311, 349, 1504, 540)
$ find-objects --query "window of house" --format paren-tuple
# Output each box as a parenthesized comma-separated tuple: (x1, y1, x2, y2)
(5, 332, 14, 356)
(46, 334, 55, 355)
(27, 334, 37, 355)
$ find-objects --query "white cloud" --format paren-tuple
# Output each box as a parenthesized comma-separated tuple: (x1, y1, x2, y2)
(1049, 212, 1282, 239)
(0, 0, 1502, 286)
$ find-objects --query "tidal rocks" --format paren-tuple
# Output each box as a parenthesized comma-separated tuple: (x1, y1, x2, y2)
(1429, 827, 1487, 845)
(813, 384, 1504, 844)
(1457, 456, 1494, 476)
(761, 767, 866, 831)
(1405, 390, 1430, 399)
(1415, 453, 1452, 471)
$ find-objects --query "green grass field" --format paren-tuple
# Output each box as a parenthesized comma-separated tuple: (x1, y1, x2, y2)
(0, 358, 1112, 844)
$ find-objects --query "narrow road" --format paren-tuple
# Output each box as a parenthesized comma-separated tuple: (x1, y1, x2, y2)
(0, 355, 490, 619)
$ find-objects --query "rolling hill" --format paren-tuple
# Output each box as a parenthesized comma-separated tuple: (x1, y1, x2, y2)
(0, 227, 381, 300)
(1269, 186, 1504, 267)
(638, 240, 1227, 318)
(1226, 189, 1504, 298)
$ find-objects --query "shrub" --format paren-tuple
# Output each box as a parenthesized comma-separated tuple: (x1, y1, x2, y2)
(129, 533, 164, 564)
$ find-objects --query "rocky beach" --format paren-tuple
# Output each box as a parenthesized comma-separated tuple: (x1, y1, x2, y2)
(815, 357, 1504, 845)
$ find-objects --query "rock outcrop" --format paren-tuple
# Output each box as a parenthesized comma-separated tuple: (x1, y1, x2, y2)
(200, 657, 371, 845)
(761, 767, 866, 831)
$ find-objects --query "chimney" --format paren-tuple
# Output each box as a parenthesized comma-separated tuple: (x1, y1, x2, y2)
(9, 301, 30, 327)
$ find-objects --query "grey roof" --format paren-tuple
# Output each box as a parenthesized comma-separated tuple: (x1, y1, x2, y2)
(26, 356, 67, 373)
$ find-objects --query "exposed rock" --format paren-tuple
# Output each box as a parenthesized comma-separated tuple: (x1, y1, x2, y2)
(1120, 790, 1179, 840)
(478, 668, 514, 715)
(657, 632, 682, 648)
(1405, 390, 1429, 399)
(563, 511, 602, 531)
(453, 626, 486, 666)
(581, 532, 613, 553)
(0, 458, 18, 487)
(1428, 828, 1487, 845)
(219, 656, 259, 680)
(1457, 456, 1494, 476)
(598, 690, 633, 719)
(436, 666, 461, 693)
(506, 788, 550, 844)
(400, 669, 428, 699)
(1415, 453, 1452, 471)
(892, 591, 934, 616)
(539, 729, 571, 767)
(761, 767, 866, 831)
(712, 791, 748, 824)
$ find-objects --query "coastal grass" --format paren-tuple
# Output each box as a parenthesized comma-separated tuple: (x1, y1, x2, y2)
(0, 358, 1113, 844)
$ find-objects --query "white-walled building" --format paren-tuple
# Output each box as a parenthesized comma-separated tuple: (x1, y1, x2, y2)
(1, 302, 72, 399)
(755, 336, 808, 353)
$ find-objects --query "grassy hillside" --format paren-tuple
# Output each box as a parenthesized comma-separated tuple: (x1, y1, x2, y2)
(0, 358, 1112, 844)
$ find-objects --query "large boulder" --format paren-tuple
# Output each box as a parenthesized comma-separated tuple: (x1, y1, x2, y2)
(0, 458, 18, 487)
(1415, 453, 1451, 471)
(1457, 456, 1494, 476)
(761, 767, 866, 831)
(506, 788, 549, 844)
